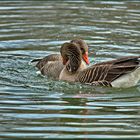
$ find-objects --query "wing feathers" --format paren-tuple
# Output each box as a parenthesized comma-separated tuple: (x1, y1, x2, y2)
(77, 56, 140, 86)
(35, 54, 61, 70)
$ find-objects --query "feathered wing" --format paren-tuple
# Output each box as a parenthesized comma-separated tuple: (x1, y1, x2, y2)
(76, 56, 140, 86)
(33, 54, 62, 70)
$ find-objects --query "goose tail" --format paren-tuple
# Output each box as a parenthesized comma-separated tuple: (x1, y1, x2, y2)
(111, 67, 140, 88)
(29, 58, 42, 66)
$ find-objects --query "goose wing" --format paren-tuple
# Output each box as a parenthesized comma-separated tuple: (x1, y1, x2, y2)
(31, 54, 61, 70)
(77, 56, 140, 86)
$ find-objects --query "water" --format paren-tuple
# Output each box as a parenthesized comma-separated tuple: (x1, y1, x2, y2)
(0, 0, 140, 139)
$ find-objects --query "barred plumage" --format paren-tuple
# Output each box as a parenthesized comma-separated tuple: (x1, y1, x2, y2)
(76, 56, 140, 87)
(88, 80, 112, 87)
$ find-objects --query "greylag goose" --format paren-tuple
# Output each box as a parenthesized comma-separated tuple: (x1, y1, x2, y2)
(31, 39, 90, 79)
(59, 42, 140, 88)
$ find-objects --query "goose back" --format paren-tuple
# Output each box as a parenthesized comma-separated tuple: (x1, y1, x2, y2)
(76, 56, 140, 87)
(31, 54, 64, 79)
(34, 54, 61, 70)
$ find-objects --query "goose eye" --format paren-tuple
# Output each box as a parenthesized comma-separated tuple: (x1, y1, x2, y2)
(80, 48, 85, 54)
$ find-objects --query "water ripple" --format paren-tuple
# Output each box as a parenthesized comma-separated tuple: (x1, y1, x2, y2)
(0, 0, 140, 139)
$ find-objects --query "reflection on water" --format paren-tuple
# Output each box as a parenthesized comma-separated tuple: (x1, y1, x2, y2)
(0, 0, 140, 139)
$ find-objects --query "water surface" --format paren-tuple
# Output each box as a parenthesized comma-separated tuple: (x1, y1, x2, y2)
(0, 0, 140, 139)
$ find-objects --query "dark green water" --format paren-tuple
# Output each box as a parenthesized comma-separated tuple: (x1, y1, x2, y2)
(0, 0, 140, 139)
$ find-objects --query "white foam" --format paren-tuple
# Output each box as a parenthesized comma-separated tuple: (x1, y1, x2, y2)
(36, 71, 41, 75)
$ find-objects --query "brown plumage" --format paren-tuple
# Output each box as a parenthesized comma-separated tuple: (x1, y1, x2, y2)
(76, 56, 140, 87)
(59, 42, 87, 82)
(59, 42, 140, 88)
(31, 39, 89, 79)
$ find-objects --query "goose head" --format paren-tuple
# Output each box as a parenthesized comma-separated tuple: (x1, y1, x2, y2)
(60, 42, 89, 73)
(70, 39, 89, 65)
(59, 41, 90, 82)
(61, 39, 90, 66)
(60, 42, 82, 73)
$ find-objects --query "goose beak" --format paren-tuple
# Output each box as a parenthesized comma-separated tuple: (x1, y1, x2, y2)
(62, 58, 67, 65)
(83, 52, 90, 65)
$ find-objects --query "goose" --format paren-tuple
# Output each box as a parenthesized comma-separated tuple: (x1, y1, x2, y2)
(31, 39, 90, 79)
(59, 42, 140, 88)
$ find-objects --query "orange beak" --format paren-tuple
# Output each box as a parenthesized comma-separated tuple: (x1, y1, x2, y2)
(62, 58, 67, 65)
(82, 52, 90, 65)
(63, 59, 67, 65)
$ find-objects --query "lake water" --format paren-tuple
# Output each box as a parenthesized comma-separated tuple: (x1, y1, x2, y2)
(0, 0, 140, 139)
